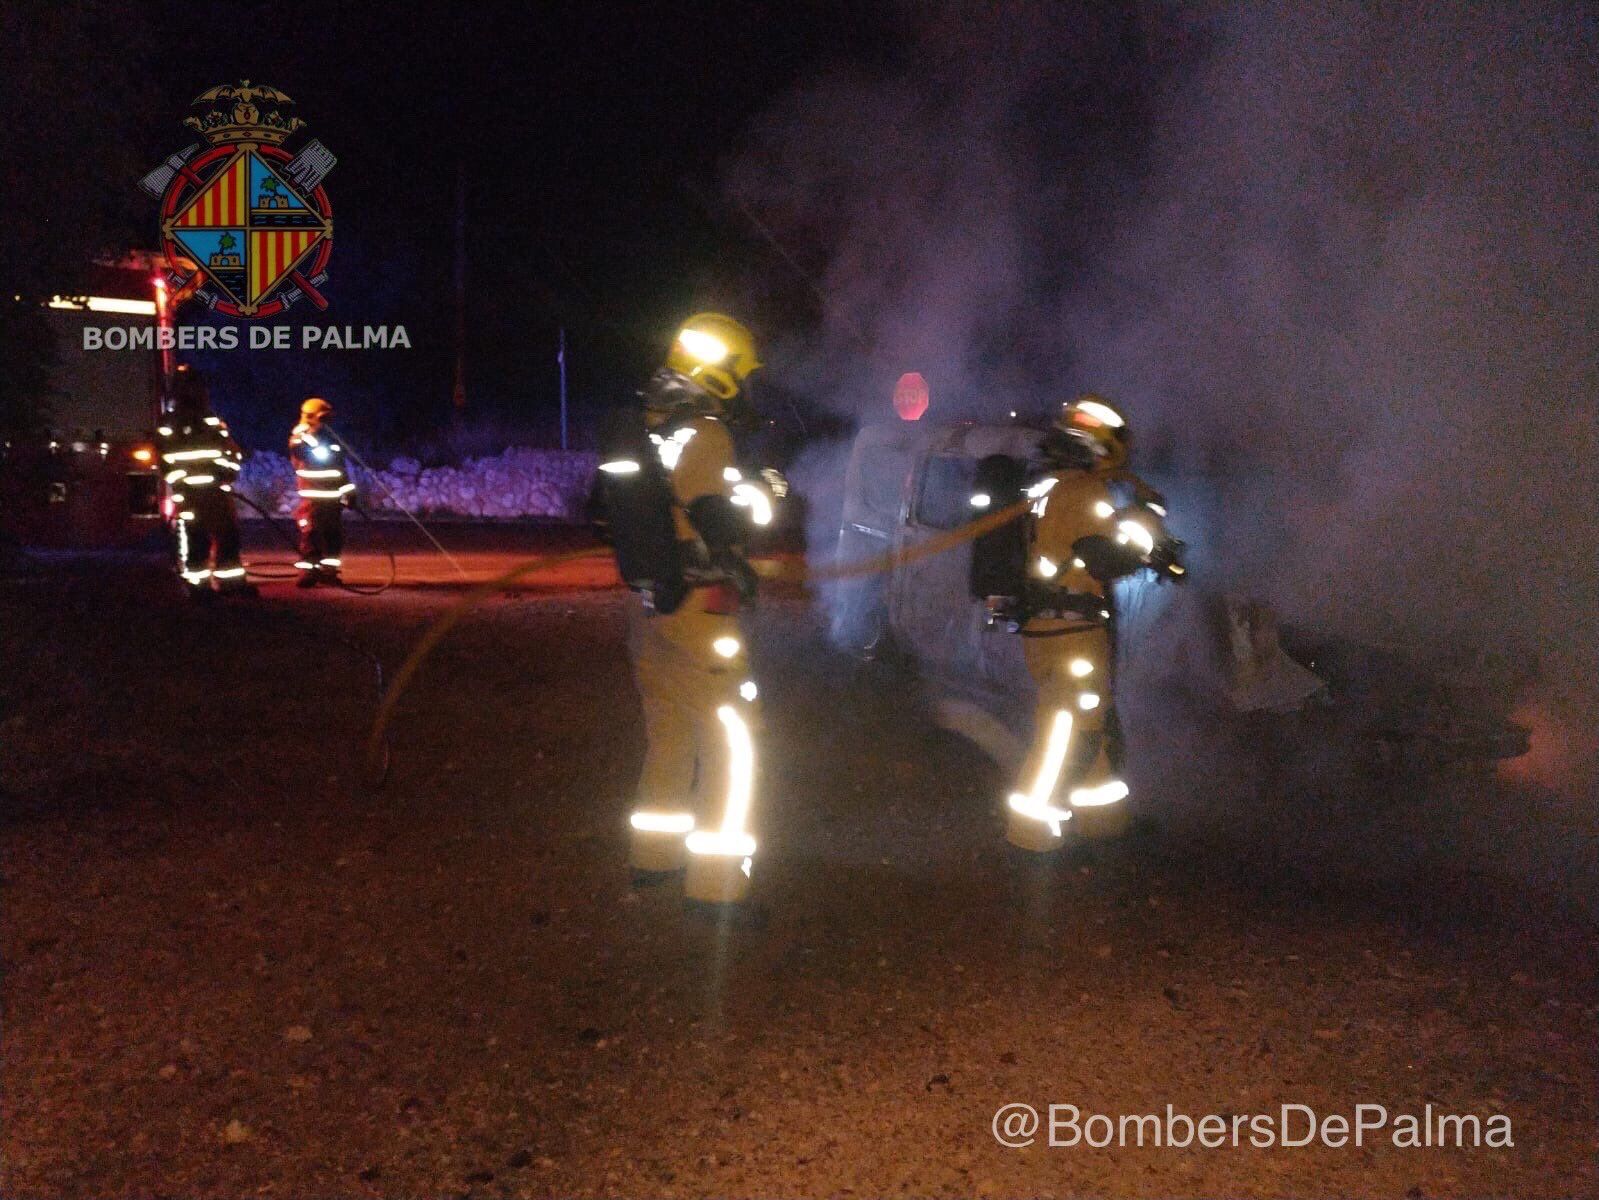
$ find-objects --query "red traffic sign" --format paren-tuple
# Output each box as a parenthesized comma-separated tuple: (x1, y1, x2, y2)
(893, 372, 929, 421)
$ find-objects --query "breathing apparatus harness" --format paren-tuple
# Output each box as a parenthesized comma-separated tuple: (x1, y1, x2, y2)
(969, 442, 1187, 639)
(596, 373, 758, 615)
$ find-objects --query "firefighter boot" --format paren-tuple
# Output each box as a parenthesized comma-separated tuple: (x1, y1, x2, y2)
(1005, 796, 1070, 853)
(684, 832, 755, 904)
(1005, 704, 1074, 853)
(1067, 742, 1130, 840)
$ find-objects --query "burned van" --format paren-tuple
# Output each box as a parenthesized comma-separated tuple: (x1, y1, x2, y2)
(830, 420, 1060, 765)
(829, 420, 1529, 774)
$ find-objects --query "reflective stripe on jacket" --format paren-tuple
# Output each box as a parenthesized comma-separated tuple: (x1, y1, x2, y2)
(288, 422, 354, 500)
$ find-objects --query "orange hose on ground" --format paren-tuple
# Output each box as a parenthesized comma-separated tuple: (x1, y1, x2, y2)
(366, 500, 1031, 772)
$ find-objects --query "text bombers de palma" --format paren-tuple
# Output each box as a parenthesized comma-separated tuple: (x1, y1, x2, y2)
(82, 324, 412, 352)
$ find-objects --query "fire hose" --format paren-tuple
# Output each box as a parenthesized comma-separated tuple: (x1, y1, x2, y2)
(364, 493, 1191, 775)
(234, 417, 465, 597)
(221, 490, 394, 784)
(364, 498, 1037, 770)
(326, 424, 471, 583)
(231, 489, 399, 596)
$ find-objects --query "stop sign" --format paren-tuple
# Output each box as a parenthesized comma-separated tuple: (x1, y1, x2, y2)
(893, 372, 929, 421)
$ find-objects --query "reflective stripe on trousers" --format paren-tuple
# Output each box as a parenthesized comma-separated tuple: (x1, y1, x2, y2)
(1013, 623, 1114, 809)
(627, 593, 759, 839)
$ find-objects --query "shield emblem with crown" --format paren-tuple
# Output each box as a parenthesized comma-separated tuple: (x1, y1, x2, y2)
(143, 82, 336, 318)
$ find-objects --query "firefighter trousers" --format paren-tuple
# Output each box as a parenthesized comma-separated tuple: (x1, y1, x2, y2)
(626, 590, 760, 868)
(1007, 622, 1126, 848)
(296, 499, 345, 574)
(176, 492, 245, 590)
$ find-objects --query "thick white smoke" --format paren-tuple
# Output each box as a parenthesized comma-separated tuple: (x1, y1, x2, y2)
(1066, 5, 1598, 661)
(724, 3, 1142, 418)
(729, 4, 1597, 818)
(1065, 4, 1598, 811)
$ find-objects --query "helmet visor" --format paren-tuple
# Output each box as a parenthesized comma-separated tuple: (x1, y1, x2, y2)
(677, 328, 731, 366)
(1069, 399, 1125, 429)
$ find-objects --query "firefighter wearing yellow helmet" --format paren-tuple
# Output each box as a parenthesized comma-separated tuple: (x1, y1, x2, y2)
(661, 311, 763, 407)
(600, 313, 765, 904)
(289, 396, 353, 588)
(1002, 394, 1184, 851)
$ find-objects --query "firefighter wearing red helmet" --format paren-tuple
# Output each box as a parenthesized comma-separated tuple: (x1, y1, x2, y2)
(288, 396, 352, 588)
(159, 365, 250, 597)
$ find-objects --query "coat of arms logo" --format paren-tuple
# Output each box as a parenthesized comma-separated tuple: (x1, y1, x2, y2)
(140, 82, 335, 318)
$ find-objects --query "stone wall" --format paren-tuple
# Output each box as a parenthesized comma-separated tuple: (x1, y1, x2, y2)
(238, 448, 598, 520)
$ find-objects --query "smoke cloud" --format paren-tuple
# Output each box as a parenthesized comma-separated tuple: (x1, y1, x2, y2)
(1063, 4, 1598, 670)
(730, 2, 1596, 783)
(726, 3, 1597, 903)
(726, 4, 1167, 418)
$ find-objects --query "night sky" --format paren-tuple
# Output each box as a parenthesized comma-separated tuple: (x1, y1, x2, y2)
(5, 1, 907, 449)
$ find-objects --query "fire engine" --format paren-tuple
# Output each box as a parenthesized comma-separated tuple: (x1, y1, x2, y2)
(1, 252, 173, 549)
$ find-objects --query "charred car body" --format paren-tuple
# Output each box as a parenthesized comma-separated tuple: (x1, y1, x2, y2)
(830, 419, 1529, 776)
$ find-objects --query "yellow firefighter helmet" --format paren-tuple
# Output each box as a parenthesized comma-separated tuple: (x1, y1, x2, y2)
(1053, 394, 1129, 469)
(300, 396, 334, 421)
(663, 313, 762, 404)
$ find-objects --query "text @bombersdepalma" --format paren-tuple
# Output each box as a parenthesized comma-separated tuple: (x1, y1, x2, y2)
(80, 325, 412, 351)
(990, 1103, 1513, 1150)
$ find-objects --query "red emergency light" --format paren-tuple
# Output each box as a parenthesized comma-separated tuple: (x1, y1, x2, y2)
(893, 372, 929, 421)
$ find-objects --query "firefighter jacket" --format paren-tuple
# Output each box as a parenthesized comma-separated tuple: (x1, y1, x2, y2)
(159, 415, 244, 500)
(288, 422, 354, 502)
(1024, 466, 1174, 626)
(653, 413, 755, 594)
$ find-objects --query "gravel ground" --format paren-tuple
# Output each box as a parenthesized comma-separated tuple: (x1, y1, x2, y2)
(2, 556, 1594, 1198)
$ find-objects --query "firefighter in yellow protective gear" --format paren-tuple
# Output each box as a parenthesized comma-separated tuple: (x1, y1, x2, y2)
(616, 313, 765, 904)
(159, 365, 250, 596)
(1003, 395, 1183, 852)
(288, 397, 353, 588)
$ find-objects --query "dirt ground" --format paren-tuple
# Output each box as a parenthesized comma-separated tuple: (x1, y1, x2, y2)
(2, 552, 1594, 1199)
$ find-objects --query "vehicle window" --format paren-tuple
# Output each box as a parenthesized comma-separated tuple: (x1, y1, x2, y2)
(850, 448, 910, 526)
(914, 454, 978, 530)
